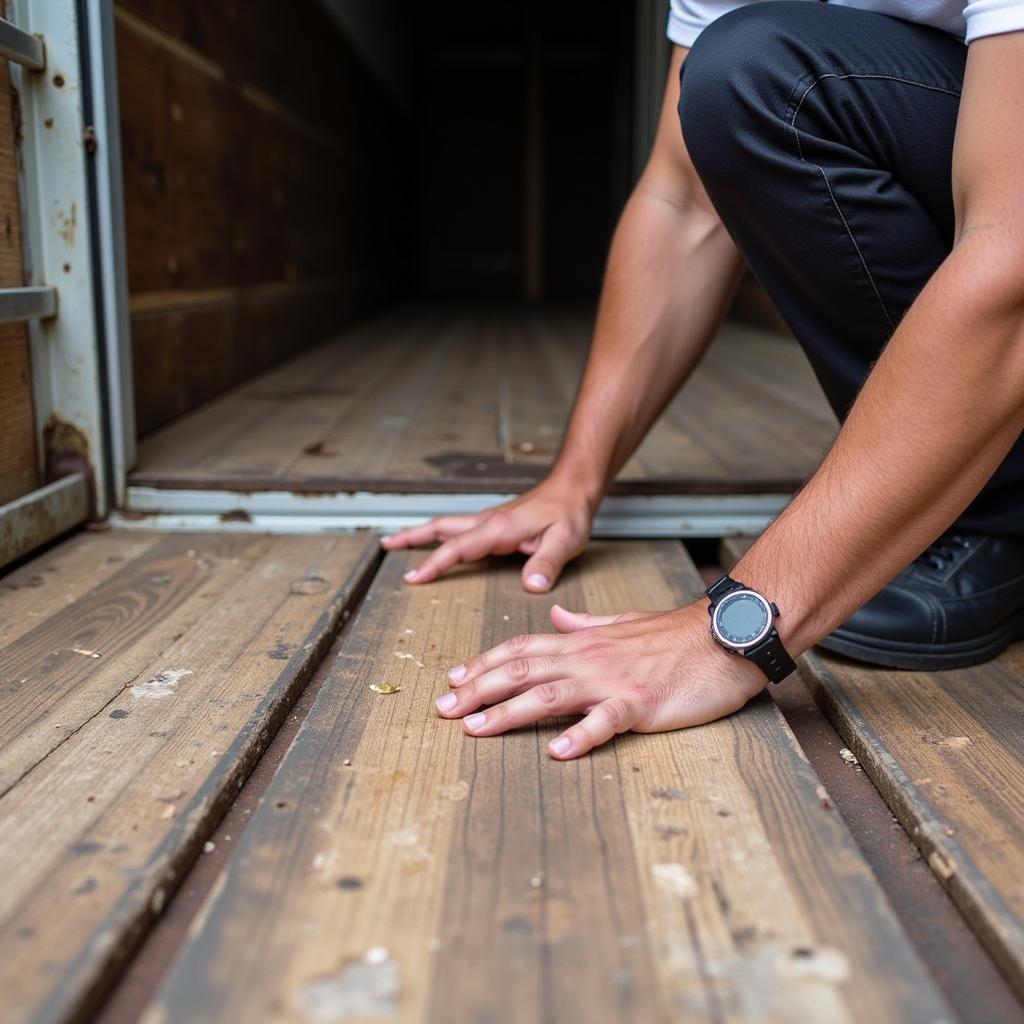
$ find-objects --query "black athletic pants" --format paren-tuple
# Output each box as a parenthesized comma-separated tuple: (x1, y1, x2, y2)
(679, 1, 1024, 537)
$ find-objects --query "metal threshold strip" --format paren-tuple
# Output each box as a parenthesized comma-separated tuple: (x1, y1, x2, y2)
(117, 487, 789, 538)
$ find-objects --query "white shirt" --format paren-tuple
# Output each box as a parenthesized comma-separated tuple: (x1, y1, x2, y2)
(667, 0, 1024, 46)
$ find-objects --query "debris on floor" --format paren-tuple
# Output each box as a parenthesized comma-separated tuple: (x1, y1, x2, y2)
(370, 683, 401, 695)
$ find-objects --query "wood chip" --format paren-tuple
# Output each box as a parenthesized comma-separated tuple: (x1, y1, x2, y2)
(71, 648, 101, 659)
(370, 683, 401, 695)
(839, 748, 859, 765)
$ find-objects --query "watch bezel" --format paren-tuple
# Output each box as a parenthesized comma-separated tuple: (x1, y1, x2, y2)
(711, 589, 774, 650)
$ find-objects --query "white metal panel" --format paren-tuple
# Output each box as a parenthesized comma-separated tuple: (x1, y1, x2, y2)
(121, 487, 787, 538)
(85, 0, 136, 502)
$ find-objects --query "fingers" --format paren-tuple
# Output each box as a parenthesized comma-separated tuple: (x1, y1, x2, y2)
(547, 697, 638, 760)
(436, 655, 569, 717)
(549, 604, 648, 633)
(521, 524, 580, 593)
(450, 679, 593, 737)
(449, 630, 575, 686)
(404, 516, 519, 584)
(381, 515, 480, 550)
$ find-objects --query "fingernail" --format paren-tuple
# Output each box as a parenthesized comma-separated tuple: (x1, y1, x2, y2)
(448, 664, 466, 683)
(549, 736, 571, 756)
(526, 573, 550, 590)
(403, 570, 418, 582)
(464, 713, 486, 731)
(436, 693, 457, 713)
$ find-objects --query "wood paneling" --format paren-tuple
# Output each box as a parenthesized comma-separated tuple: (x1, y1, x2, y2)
(0, 57, 38, 505)
(131, 311, 837, 494)
(144, 542, 949, 1022)
(0, 530, 380, 1023)
(115, 1, 408, 435)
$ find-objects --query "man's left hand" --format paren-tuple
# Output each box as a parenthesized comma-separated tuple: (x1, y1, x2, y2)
(434, 602, 768, 759)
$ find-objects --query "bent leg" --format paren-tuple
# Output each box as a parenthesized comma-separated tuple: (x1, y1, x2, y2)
(680, 2, 1024, 537)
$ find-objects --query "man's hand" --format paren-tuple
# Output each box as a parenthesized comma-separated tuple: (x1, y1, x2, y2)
(380, 478, 594, 592)
(433, 602, 767, 759)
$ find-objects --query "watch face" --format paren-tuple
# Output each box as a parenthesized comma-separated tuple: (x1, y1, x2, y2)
(713, 590, 772, 649)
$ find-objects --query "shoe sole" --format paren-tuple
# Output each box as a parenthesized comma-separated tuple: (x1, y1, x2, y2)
(817, 603, 1024, 671)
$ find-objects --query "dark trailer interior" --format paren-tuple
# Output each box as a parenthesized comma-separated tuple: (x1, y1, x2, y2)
(0, 3, 1021, 1022)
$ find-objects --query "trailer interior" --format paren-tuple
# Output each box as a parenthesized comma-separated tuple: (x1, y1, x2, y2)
(0, 3, 1022, 1022)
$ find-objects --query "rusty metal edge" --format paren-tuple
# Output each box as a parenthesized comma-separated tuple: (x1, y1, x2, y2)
(0, 472, 88, 570)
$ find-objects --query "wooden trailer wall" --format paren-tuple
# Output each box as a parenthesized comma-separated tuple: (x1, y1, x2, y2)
(0, 55, 37, 506)
(115, 1, 409, 437)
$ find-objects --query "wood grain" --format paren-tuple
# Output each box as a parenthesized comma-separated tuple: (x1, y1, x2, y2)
(722, 533, 1024, 1001)
(115, 0, 408, 430)
(144, 542, 948, 1023)
(0, 530, 380, 1024)
(801, 648, 1024, 1002)
(0, 55, 37, 505)
(132, 312, 837, 494)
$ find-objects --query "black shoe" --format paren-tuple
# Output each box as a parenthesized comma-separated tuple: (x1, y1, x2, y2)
(818, 533, 1024, 670)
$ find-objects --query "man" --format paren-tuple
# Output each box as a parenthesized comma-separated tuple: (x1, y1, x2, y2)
(384, 1, 1024, 760)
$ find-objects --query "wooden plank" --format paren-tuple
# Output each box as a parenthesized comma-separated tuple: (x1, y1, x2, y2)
(0, 531, 163, 647)
(0, 530, 380, 1024)
(131, 312, 837, 494)
(0, 54, 38, 505)
(801, 648, 1024, 1002)
(130, 281, 359, 436)
(145, 543, 950, 1023)
(722, 533, 1024, 1001)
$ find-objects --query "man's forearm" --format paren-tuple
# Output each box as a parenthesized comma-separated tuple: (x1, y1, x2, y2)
(551, 184, 744, 508)
(735, 232, 1024, 654)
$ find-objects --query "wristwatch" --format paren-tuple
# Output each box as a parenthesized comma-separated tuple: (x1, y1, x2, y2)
(705, 575, 796, 684)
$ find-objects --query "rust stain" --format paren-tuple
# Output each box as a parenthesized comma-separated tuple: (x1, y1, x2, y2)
(55, 202, 78, 246)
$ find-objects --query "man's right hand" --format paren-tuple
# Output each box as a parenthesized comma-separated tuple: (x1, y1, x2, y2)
(380, 477, 595, 592)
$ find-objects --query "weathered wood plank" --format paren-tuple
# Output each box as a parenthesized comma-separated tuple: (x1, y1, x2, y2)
(132, 312, 837, 494)
(0, 530, 380, 1024)
(0, 54, 37, 506)
(145, 543, 949, 1023)
(723, 533, 1024, 1001)
(801, 648, 1024, 1002)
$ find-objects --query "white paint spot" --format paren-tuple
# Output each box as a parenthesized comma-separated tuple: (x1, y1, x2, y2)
(387, 824, 421, 847)
(131, 668, 193, 699)
(297, 950, 400, 1021)
(439, 780, 469, 802)
(203, 841, 215, 854)
(839, 748, 859, 765)
(313, 853, 327, 871)
(150, 888, 166, 914)
(652, 862, 698, 899)
(71, 647, 101, 659)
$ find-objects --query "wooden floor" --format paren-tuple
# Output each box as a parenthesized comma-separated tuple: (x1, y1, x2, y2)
(131, 311, 837, 495)
(7, 529, 1003, 1022)
(722, 536, 1024, 1008)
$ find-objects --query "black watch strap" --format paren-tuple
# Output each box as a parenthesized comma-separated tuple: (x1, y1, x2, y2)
(746, 629, 797, 684)
(704, 574, 796, 685)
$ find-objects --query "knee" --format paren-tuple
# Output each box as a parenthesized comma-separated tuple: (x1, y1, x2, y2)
(679, 3, 801, 185)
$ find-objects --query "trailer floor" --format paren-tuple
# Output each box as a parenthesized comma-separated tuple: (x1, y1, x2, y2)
(130, 310, 837, 497)
(3, 529, 1023, 1022)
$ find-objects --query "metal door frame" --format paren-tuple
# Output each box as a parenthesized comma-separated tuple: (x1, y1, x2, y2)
(1, 0, 133, 566)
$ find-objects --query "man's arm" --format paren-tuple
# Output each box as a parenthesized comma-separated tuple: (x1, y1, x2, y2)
(437, 32, 1024, 760)
(383, 47, 745, 590)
